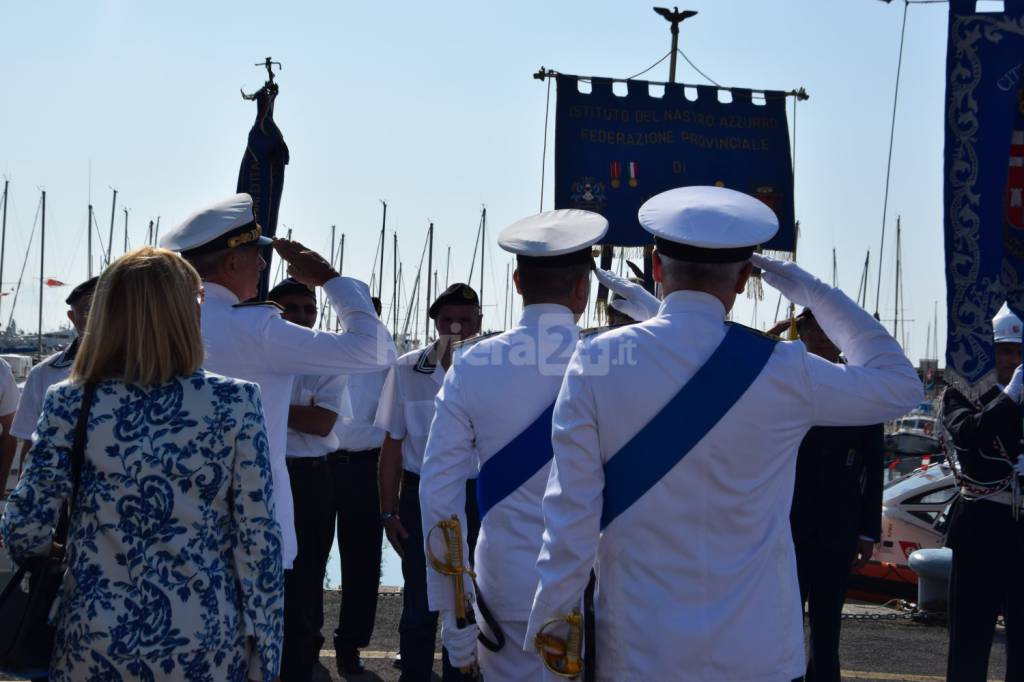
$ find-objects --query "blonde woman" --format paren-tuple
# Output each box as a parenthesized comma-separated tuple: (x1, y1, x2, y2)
(0, 248, 283, 682)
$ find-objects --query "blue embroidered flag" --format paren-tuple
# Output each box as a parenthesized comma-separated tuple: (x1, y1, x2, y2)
(554, 74, 795, 249)
(237, 82, 289, 300)
(944, 0, 1024, 392)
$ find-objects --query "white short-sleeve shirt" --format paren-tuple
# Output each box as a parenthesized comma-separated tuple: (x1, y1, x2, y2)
(334, 369, 387, 452)
(0, 357, 20, 425)
(285, 374, 344, 458)
(11, 346, 74, 440)
(374, 346, 445, 475)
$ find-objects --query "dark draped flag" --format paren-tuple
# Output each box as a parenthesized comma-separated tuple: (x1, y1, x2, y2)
(238, 78, 289, 300)
(943, 0, 1024, 394)
(554, 74, 796, 251)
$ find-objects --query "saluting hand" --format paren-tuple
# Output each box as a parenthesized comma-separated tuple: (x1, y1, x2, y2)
(594, 268, 660, 322)
(272, 239, 339, 287)
(751, 253, 831, 311)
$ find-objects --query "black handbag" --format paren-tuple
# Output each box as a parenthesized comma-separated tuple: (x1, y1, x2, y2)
(0, 381, 96, 677)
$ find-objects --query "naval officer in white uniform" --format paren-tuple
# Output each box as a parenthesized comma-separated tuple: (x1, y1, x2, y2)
(160, 193, 397, 569)
(418, 210, 608, 679)
(527, 186, 923, 682)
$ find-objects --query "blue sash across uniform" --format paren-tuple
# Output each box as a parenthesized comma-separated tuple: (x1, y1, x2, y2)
(600, 324, 778, 529)
(476, 403, 556, 519)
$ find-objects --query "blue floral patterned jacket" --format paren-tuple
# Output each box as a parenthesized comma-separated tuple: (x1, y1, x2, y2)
(0, 371, 284, 682)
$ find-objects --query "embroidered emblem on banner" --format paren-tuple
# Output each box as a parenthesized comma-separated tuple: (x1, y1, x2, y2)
(569, 177, 607, 210)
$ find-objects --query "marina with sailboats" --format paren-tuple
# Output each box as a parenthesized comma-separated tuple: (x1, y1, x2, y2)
(1, 2, 1021, 680)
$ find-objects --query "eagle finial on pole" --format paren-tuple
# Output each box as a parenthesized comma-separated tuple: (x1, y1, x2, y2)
(652, 7, 698, 83)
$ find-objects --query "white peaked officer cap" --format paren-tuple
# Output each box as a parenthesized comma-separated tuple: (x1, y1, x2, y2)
(639, 185, 779, 263)
(498, 209, 608, 268)
(993, 303, 1023, 344)
(160, 193, 273, 257)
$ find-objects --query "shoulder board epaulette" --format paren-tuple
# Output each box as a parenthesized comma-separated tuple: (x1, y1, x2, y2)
(452, 330, 502, 352)
(724, 320, 780, 340)
(232, 301, 284, 312)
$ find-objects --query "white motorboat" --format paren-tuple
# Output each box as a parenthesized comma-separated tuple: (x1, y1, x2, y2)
(885, 413, 941, 455)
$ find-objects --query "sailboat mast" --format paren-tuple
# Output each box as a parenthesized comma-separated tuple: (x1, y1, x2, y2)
(893, 216, 902, 340)
(87, 204, 94, 278)
(107, 189, 117, 267)
(504, 262, 511, 329)
(0, 180, 8, 322)
(123, 208, 129, 254)
(866, 252, 871, 307)
(336, 233, 346, 331)
(339, 234, 345, 277)
(38, 190, 45, 357)
(392, 232, 398, 338)
(378, 201, 387, 299)
(425, 222, 433, 345)
(325, 225, 337, 330)
(154, 217, 161, 245)
(479, 207, 486, 314)
(445, 246, 451, 289)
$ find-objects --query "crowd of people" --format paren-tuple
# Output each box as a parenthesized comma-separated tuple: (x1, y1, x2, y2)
(0, 184, 1017, 682)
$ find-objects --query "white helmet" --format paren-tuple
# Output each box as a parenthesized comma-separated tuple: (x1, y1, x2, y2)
(993, 303, 1022, 344)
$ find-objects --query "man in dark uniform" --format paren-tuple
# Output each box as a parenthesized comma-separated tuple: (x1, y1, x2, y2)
(788, 310, 884, 682)
(942, 304, 1024, 681)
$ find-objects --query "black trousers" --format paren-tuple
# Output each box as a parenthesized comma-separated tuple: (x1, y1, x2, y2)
(794, 532, 857, 682)
(398, 471, 479, 682)
(281, 456, 337, 682)
(328, 448, 383, 652)
(947, 499, 1024, 682)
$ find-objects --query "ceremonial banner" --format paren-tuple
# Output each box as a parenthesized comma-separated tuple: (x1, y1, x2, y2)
(238, 83, 289, 300)
(554, 74, 795, 249)
(944, 0, 1024, 392)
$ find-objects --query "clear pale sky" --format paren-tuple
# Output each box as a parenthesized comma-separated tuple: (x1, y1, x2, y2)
(2, 0, 952, 363)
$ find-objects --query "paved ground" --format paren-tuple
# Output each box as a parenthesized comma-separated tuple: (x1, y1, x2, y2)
(316, 591, 1007, 681)
(0, 590, 1003, 680)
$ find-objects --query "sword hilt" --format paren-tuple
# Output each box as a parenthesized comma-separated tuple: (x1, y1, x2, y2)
(535, 608, 584, 679)
(427, 515, 479, 675)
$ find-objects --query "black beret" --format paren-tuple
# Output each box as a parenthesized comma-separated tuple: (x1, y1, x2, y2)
(267, 278, 316, 301)
(428, 283, 480, 319)
(66, 276, 98, 305)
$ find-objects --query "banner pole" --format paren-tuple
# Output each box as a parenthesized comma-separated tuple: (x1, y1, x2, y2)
(652, 7, 698, 83)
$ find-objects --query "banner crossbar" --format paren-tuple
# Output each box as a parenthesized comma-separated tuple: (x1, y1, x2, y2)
(533, 68, 809, 102)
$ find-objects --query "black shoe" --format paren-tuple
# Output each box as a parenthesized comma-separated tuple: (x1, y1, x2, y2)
(392, 652, 402, 670)
(336, 645, 366, 675)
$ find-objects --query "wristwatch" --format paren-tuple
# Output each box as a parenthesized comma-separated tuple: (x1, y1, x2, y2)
(381, 511, 398, 523)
